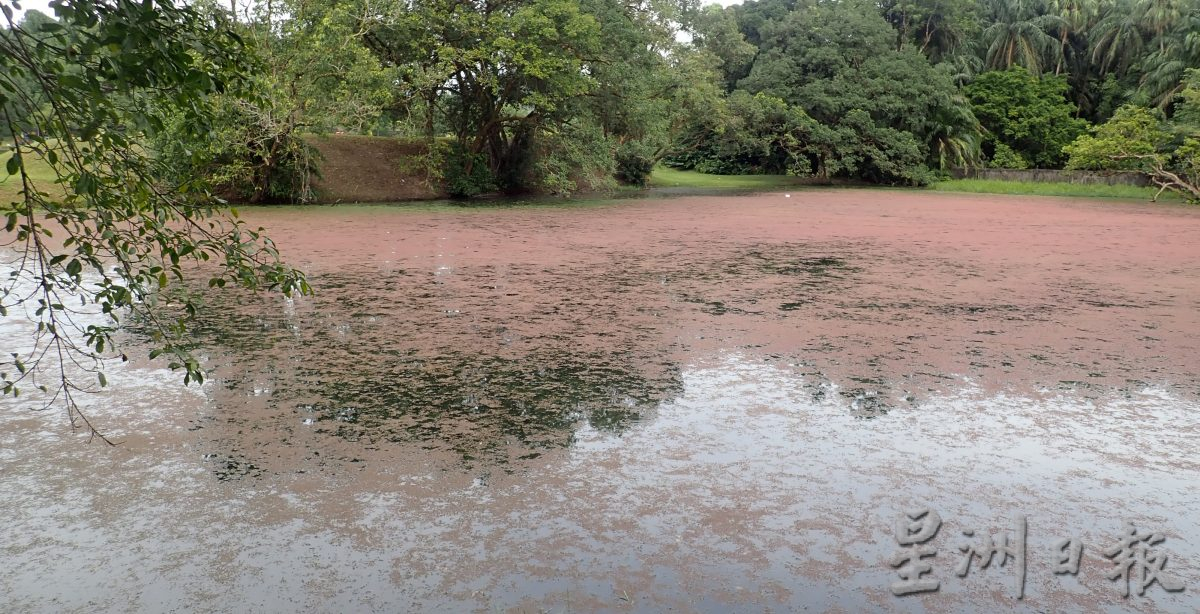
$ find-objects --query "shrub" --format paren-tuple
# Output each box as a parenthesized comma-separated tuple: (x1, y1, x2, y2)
(988, 143, 1031, 169)
(615, 141, 656, 187)
(442, 143, 496, 198)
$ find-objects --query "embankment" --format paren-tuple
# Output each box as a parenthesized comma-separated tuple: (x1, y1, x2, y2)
(307, 135, 444, 203)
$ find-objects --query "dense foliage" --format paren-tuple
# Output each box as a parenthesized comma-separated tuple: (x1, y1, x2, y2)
(668, 0, 1199, 185)
(965, 67, 1088, 168)
(8, 0, 1200, 198)
(675, 0, 979, 184)
(48, 0, 1200, 193)
(154, 0, 396, 203)
(1065, 71, 1200, 201)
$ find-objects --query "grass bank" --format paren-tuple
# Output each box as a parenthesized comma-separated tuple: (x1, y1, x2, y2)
(929, 178, 1176, 201)
(648, 167, 816, 190)
(307, 135, 440, 202)
(0, 149, 60, 205)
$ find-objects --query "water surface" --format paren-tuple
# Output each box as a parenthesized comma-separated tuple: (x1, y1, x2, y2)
(2, 190, 1199, 612)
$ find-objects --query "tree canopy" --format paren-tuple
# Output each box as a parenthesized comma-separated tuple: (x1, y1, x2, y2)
(1065, 70, 1200, 201)
(965, 66, 1088, 168)
(162, 0, 1200, 186)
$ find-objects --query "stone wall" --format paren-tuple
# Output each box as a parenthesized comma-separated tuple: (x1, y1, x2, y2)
(952, 168, 1150, 186)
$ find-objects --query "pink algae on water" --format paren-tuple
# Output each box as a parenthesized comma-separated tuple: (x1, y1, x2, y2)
(1, 189, 1199, 612)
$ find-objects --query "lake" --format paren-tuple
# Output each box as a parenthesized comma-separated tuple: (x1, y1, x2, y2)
(2, 189, 1198, 612)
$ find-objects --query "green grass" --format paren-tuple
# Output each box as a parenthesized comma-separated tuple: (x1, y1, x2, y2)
(0, 148, 60, 205)
(648, 166, 812, 190)
(929, 178, 1176, 201)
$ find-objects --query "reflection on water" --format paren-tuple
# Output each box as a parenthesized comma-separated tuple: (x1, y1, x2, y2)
(136, 235, 916, 475)
(2, 351, 1197, 612)
(3, 191, 1200, 612)
(141, 267, 684, 472)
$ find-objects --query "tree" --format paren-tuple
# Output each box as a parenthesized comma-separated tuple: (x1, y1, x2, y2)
(566, 0, 719, 187)
(878, 0, 979, 62)
(666, 91, 818, 175)
(732, 0, 801, 48)
(1046, 0, 1098, 75)
(0, 10, 52, 140)
(1134, 7, 1200, 109)
(690, 4, 756, 91)
(1090, 0, 1145, 77)
(360, 0, 712, 196)
(979, 0, 1065, 74)
(1065, 74, 1200, 201)
(1135, 0, 1184, 54)
(155, 0, 397, 203)
(966, 66, 1089, 167)
(1, 0, 308, 439)
(1063, 105, 1169, 169)
(736, 0, 979, 181)
(363, 0, 606, 196)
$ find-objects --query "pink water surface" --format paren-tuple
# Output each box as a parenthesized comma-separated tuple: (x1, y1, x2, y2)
(2, 189, 1198, 612)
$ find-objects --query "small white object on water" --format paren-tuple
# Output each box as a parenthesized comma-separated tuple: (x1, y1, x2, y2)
(785, 194, 791, 198)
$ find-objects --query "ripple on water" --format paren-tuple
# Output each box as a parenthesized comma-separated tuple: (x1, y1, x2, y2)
(3, 193, 1200, 611)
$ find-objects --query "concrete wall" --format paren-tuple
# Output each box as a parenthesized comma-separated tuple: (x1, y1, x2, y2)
(952, 168, 1151, 186)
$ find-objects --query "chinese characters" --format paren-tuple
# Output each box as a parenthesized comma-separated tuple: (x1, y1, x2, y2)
(889, 507, 942, 595)
(888, 509, 1186, 600)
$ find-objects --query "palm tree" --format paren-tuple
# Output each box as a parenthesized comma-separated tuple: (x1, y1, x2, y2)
(1140, 52, 1191, 108)
(928, 110, 983, 170)
(1137, 11, 1200, 109)
(1046, 0, 1099, 74)
(912, 0, 979, 63)
(936, 52, 985, 87)
(1090, 0, 1146, 76)
(980, 0, 1065, 74)
(1137, 0, 1185, 53)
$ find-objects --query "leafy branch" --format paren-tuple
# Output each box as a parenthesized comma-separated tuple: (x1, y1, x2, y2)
(1, 0, 310, 441)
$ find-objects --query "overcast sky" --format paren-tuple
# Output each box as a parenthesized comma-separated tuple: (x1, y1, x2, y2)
(12, 0, 53, 19)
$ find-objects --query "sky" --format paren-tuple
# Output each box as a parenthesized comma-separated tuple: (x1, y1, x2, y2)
(12, 0, 53, 20)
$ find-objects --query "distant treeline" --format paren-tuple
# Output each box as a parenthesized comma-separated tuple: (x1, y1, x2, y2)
(4, 0, 1198, 200)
